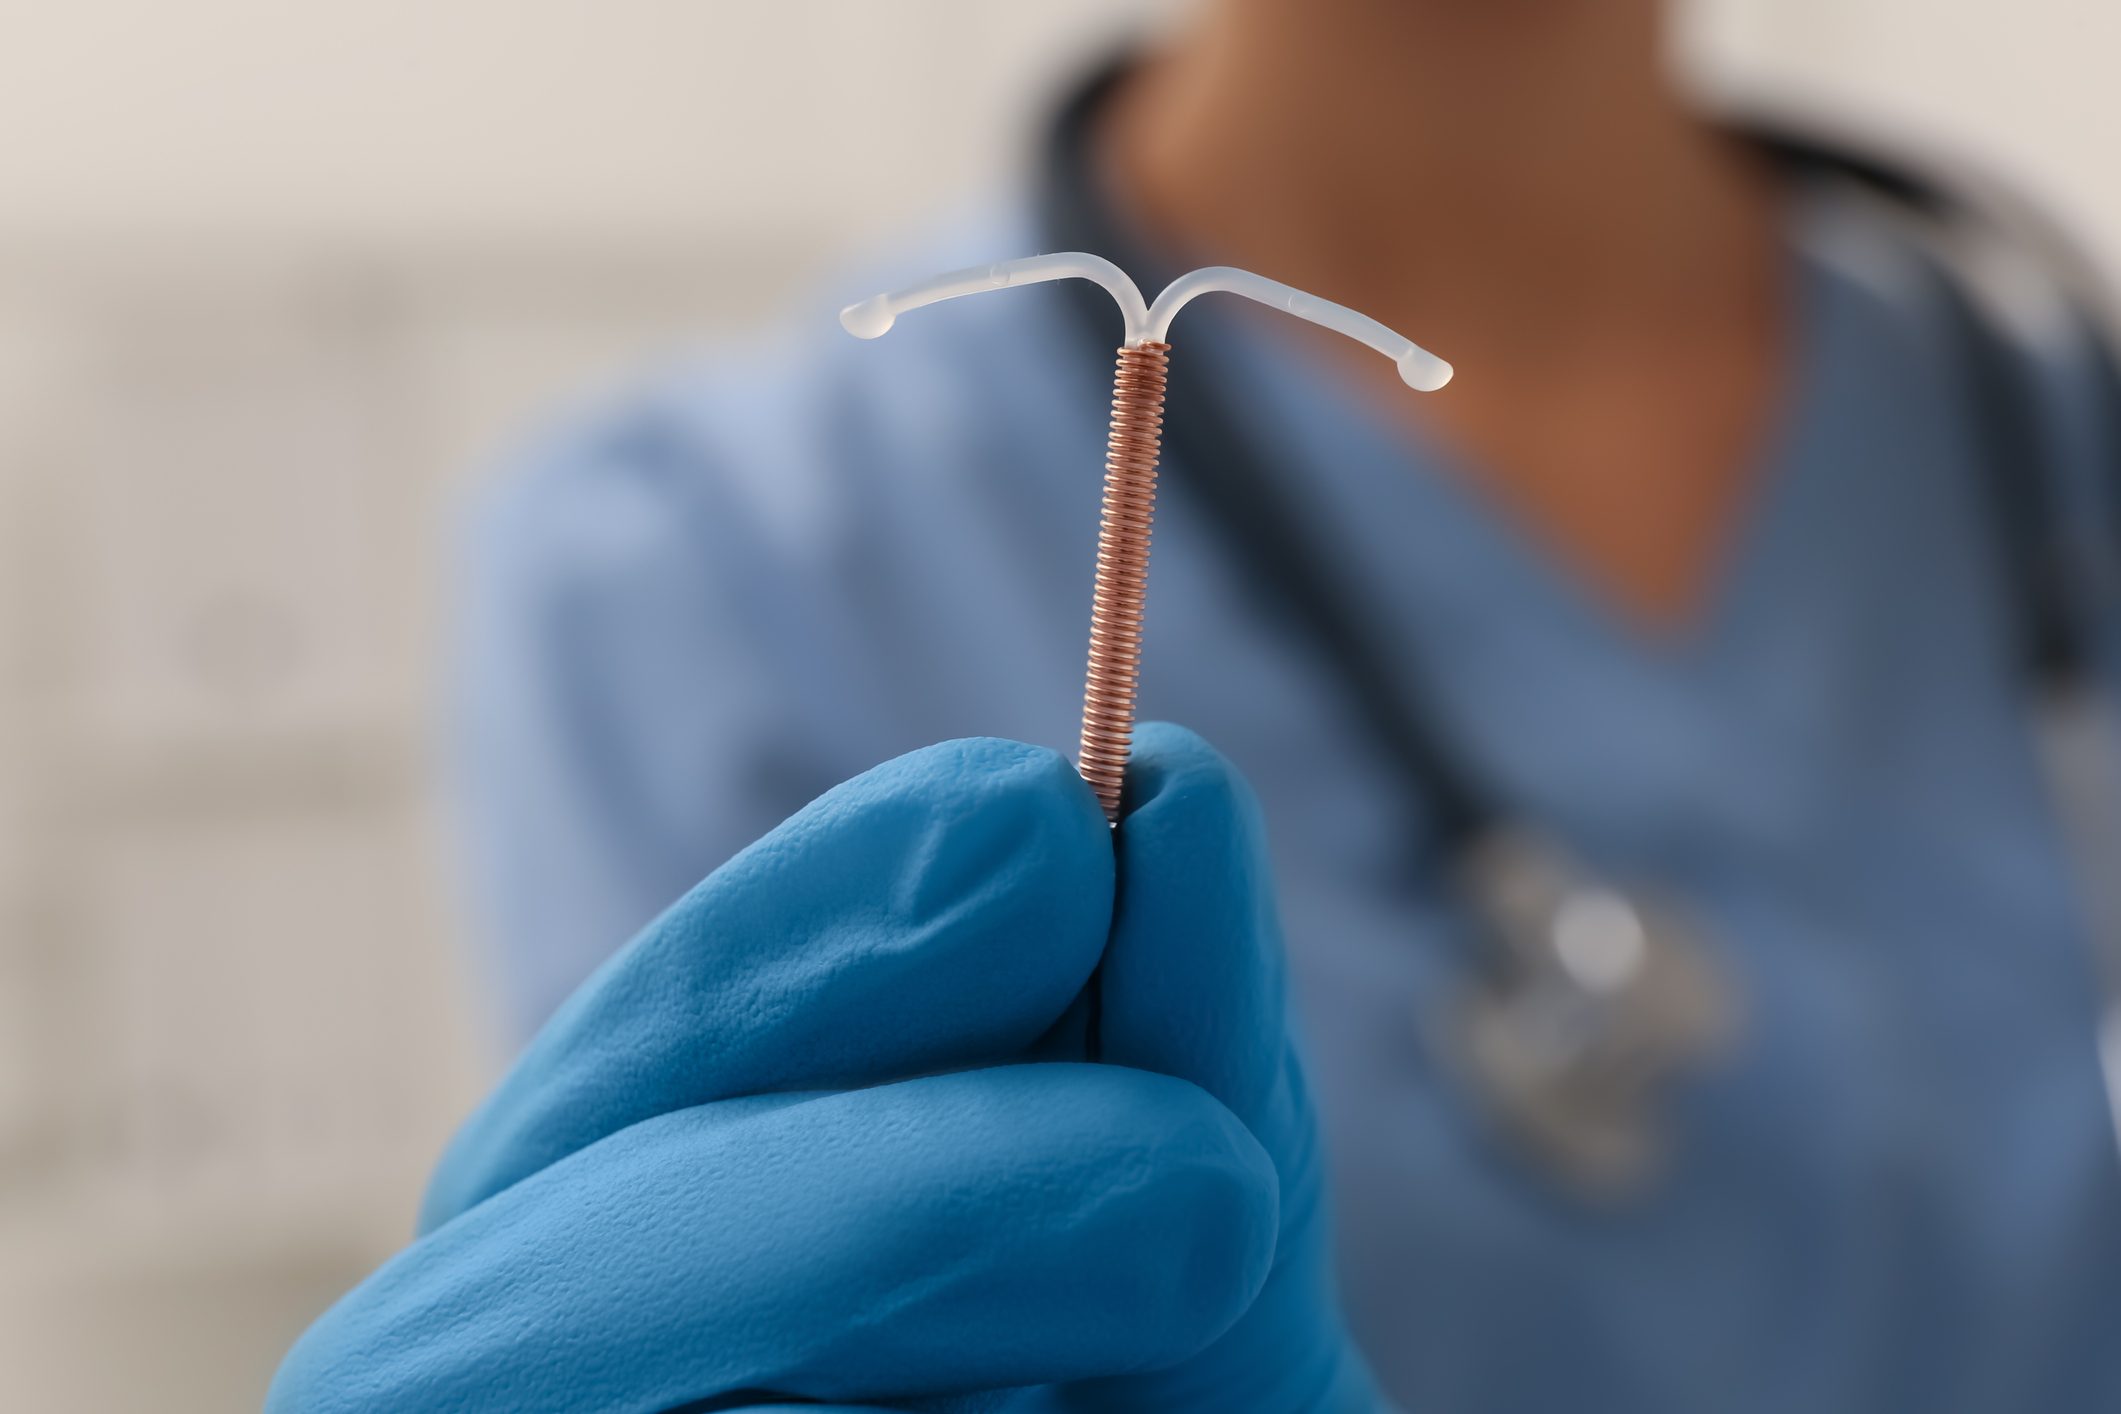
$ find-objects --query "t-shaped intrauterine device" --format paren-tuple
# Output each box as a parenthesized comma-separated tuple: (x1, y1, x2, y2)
(843, 254, 1453, 822)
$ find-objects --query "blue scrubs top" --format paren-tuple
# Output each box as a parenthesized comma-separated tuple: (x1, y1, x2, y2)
(453, 180, 2121, 1410)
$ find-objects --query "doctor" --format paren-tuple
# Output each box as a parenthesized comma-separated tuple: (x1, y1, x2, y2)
(281, 0, 2121, 1409)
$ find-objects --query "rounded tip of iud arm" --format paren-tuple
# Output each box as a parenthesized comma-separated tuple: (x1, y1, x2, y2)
(839, 296, 895, 339)
(1398, 348, 1454, 392)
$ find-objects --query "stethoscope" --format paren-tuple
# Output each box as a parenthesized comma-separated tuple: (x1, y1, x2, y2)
(1035, 62, 2121, 1196)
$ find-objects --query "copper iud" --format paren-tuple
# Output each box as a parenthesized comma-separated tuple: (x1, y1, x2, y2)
(1076, 340, 1171, 816)
(842, 255, 1452, 822)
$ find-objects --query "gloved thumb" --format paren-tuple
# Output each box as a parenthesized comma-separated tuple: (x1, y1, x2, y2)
(1074, 721, 1385, 1413)
(1096, 721, 1298, 1152)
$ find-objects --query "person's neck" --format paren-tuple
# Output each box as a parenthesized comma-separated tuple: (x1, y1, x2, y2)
(1096, 2, 1792, 634)
(1099, 1, 1781, 367)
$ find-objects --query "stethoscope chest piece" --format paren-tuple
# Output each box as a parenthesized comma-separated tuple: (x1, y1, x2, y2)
(1442, 829, 1739, 1198)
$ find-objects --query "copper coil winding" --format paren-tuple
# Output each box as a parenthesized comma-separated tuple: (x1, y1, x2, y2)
(1077, 340, 1172, 822)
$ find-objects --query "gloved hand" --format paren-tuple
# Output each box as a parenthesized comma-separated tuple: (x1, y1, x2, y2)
(1041, 722, 1383, 1413)
(268, 726, 1383, 1413)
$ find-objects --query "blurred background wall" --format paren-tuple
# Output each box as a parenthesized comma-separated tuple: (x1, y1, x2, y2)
(0, 2, 2115, 1409)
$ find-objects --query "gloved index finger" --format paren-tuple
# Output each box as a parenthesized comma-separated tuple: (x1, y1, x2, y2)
(423, 737, 1113, 1231)
(275, 1067, 1276, 1413)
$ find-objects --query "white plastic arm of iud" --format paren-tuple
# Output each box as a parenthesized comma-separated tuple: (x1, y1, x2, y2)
(839, 253, 1151, 343)
(842, 252, 1452, 392)
(1148, 266, 1454, 391)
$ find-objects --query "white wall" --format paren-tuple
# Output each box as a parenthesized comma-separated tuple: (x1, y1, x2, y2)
(1689, 0, 2121, 268)
(0, 3, 2114, 1410)
(0, 0, 1163, 250)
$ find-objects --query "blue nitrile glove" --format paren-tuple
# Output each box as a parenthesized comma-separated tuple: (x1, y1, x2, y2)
(267, 727, 1383, 1413)
(1047, 721, 1385, 1412)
